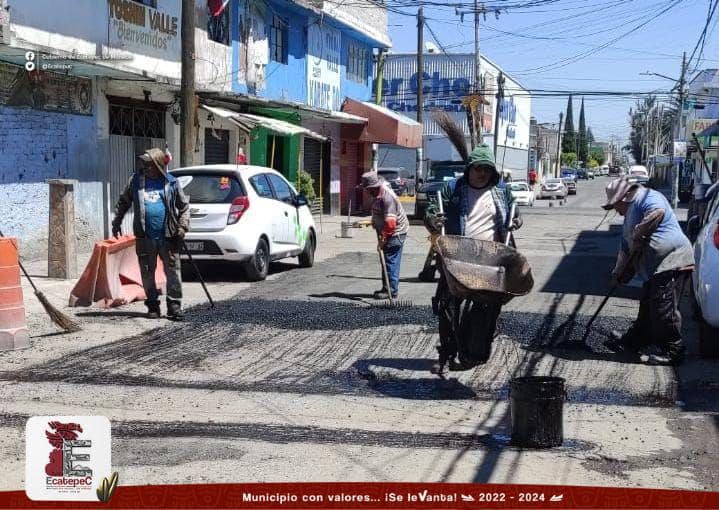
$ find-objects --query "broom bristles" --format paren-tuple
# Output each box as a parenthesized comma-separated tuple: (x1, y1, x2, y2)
(36, 291, 82, 332)
(431, 110, 469, 162)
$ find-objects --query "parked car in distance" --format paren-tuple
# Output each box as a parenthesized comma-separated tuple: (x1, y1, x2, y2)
(560, 168, 577, 182)
(509, 181, 535, 206)
(378, 167, 414, 196)
(415, 162, 465, 219)
(691, 185, 719, 345)
(539, 178, 568, 199)
(564, 178, 577, 195)
(587, 169, 596, 179)
(576, 168, 589, 180)
(609, 165, 622, 177)
(170, 165, 317, 281)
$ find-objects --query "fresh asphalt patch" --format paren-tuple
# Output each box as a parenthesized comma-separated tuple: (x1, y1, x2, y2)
(0, 251, 674, 406)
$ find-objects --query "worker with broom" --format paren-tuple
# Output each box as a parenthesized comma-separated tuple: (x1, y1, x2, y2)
(361, 172, 409, 300)
(112, 148, 190, 320)
(425, 143, 523, 373)
(601, 177, 694, 365)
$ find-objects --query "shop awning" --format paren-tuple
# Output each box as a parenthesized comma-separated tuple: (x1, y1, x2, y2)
(341, 98, 423, 148)
(200, 105, 327, 141)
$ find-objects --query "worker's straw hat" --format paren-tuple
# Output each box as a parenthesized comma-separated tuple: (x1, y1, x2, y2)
(601, 177, 639, 210)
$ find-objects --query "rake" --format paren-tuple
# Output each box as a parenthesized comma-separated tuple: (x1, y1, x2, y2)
(375, 245, 413, 310)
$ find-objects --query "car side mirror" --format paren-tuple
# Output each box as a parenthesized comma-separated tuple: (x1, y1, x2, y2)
(295, 194, 309, 207)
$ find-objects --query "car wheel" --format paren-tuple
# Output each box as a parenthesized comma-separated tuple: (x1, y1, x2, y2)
(244, 237, 270, 281)
(298, 231, 315, 268)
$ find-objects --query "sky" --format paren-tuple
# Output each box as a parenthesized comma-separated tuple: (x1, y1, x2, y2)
(386, 0, 719, 145)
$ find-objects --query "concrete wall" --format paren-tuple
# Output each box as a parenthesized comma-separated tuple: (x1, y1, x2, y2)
(0, 104, 102, 259)
(195, 0, 234, 92)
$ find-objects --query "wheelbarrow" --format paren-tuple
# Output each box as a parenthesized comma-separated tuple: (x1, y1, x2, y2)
(431, 235, 534, 375)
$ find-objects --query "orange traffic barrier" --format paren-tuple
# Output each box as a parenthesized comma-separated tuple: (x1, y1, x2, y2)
(69, 235, 166, 309)
(0, 237, 29, 351)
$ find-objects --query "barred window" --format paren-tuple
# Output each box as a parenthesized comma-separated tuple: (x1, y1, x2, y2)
(271, 15, 288, 64)
(208, 7, 230, 45)
(347, 42, 368, 84)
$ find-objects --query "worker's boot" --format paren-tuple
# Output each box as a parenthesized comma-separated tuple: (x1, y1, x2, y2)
(146, 301, 161, 319)
(166, 300, 184, 321)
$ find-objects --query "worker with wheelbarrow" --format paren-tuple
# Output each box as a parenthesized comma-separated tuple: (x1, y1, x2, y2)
(425, 144, 527, 375)
(601, 177, 694, 365)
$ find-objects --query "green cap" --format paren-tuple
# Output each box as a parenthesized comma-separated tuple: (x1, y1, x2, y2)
(466, 144, 496, 170)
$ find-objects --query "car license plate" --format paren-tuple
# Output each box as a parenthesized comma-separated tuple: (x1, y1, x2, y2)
(185, 241, 204, 252)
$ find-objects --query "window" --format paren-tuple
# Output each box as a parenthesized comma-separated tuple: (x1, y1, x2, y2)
(174, 173, 244, 204)
(347, 42, 368, 84)
(267, 174, 294, 204)
(132, 0, 157, 7)
(250, 174, 274, 199)
(271, 15, 288, 64)
(208, 6, 230, 45)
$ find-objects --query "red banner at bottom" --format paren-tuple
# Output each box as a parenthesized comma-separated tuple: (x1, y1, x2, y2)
(0, 483, 716, 509)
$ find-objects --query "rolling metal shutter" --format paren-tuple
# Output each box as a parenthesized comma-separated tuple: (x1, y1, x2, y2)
(303, 138, 323, 197)
(205, 128, 230, 164)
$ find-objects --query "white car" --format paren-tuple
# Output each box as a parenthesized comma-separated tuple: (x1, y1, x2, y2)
(509, 181, 535, 206)
(539, 178, 568, 199)
(693, 184, 719, 342)
(170, 165, 317, 281)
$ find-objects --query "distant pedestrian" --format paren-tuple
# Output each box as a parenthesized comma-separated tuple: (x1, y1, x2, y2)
(112, 148, 190, 320)
(361, 171, 409, 300)
(602, 177, 694, 365)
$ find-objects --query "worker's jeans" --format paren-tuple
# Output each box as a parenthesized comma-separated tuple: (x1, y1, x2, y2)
(381, 234, 406, 297)
(622, 269, 687, 359)
(135, 238, 182, 309)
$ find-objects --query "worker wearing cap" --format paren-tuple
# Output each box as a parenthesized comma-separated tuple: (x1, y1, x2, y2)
(112, 148, 190, 320)
(602, 177, 694, 365)
(361, 171, 409, 299)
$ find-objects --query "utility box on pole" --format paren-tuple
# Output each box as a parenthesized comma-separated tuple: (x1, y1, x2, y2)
(47, 179, 78, 279)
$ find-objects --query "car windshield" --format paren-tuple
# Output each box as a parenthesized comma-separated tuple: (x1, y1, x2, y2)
(378, 170, 400, 180)
(173, 172, 244, 204)
(429, 164, 465, 181)
(510, 183, 529, 191)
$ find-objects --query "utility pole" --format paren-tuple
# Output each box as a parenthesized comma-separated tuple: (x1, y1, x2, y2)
(672, 51, 687, 208)
(372, 49, 386, 172)
(555, 112, 563, 178)
(180, 0, 196, 167)
(416, 7, 425, 180)
(493, 72, 504, 159)
(474, 0, 483, 144)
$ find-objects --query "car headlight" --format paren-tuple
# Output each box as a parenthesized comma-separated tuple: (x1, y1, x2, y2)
(416, 192, 427, 200)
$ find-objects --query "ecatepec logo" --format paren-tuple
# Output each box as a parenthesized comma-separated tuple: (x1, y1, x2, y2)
(26, 416, 112, 501)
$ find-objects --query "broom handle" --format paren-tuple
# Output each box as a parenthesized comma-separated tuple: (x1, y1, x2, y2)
(378, 246, 393, 305)
(0, 229, 40, 294)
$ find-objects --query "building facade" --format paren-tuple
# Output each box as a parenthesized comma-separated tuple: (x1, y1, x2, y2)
(0, 0, 398, 258)
(373, 52, 531, 180)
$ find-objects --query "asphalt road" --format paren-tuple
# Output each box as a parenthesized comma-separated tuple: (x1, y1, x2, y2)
(0, 176, 716, 489)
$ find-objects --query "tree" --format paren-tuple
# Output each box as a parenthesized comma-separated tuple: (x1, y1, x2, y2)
(577, 97, 588, 164)
(587, 158, 599, 169)
(587, 127, 595, 146)
(589, 148, 605, 165)
(561, 152, 577, 167)
(562, 95, 576, 154)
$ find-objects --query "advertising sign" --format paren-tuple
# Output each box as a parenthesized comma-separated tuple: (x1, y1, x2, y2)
(108, 0, 180, 61)
(673, 141, 687, 158)
(690, 118, 717, 135)
(307, 23, 341, 111)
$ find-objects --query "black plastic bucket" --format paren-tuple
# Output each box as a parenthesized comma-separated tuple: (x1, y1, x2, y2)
(510, 376, 565, 448)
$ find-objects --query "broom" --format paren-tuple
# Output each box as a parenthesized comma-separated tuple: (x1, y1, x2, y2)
(0, 229, 81, 333)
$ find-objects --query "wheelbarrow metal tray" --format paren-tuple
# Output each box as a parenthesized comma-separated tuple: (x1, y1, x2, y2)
(435, 235, 534, 303)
